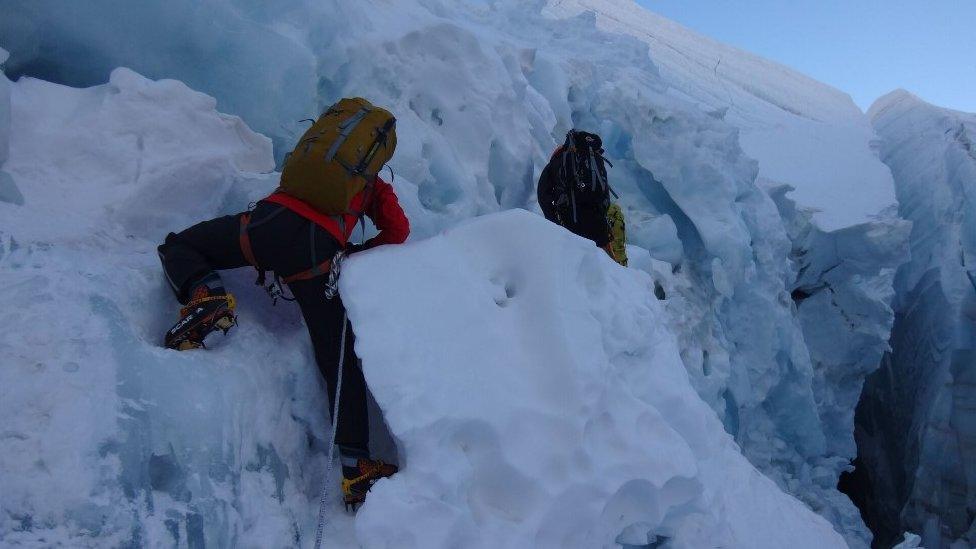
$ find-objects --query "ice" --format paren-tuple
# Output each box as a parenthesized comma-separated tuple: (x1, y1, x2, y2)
(544, 0, 898, 233)
(0, 0, 920, 546)
(543, 3, 912, 544)
(0, 68, 328, 547)
(0, 46, 9, 163)
(0, 46, 16, 206)
(852, 90, 976, 548)
(0, 65, 849, 546)
(892, 532, 924, 549)
(0, 0, 319, 156)
(341, 209, 845, 548)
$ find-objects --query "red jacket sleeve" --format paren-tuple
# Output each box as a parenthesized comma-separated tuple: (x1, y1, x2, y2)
(364, 178, 410, 248)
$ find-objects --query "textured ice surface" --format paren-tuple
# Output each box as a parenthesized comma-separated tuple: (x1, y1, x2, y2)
(0, 46, 9, 164)
(544, 2, 909, 545)
(0, 46, 15, 205)
(0, 0, 915, 546)
(0, 69, 334, 547)
(544, 0, 897, 233)
(0, 68, 847, 547)
(855, 90, 976, 549)
(0, 0, 318, 156)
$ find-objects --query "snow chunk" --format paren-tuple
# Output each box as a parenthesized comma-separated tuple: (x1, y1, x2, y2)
(341, 210, 846, 548)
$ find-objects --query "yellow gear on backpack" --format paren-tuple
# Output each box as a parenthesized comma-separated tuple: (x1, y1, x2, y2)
(280, 97, 397, 215)
(607, 203, 628, 267)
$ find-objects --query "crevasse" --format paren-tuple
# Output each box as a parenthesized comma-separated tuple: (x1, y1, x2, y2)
(851, 90, 976, 549)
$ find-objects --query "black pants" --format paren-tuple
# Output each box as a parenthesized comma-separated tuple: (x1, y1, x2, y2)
(158, 202, 370, 457)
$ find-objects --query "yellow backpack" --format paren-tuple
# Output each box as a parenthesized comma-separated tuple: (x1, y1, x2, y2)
(279, 97, 397, 215)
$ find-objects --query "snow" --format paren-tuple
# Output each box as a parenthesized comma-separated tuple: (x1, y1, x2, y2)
(544, 0, 897, 233)
(855, 90, 976, 549)
(0, 46, 14, 205)
(0, 67, 848, 547)
(539, 3, 911, 543)
(0, 69, 325, 547)
(342, 209, 845, 548)
(0, 46, 9, 162)
(0, 0, 922, 546)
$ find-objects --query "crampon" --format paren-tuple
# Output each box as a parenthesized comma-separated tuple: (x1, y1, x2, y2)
(341, 459, 398, 512)
(164, 290, 237, 351)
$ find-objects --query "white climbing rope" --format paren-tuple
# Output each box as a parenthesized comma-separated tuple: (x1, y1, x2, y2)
(313, 310, 348, 549)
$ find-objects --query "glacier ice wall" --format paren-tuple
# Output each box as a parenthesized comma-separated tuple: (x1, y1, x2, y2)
(0, 46, 16, 205)
(0, 47, 9, 160)
(0, 68, 338, 547)
(545, 2, 910, 545)
(0, 67, 848, 547)
(854, 90, 976, 548)
(544, 0, 896, 232)
(0, 0, 912, 545)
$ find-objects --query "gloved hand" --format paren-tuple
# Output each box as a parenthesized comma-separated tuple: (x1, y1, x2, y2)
(345, 243, 368, 255)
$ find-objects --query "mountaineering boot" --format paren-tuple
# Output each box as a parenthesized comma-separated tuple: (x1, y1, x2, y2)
(341, 458, 398, 511)
(164, 285, 237, 350)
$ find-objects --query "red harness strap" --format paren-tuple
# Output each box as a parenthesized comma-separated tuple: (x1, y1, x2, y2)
(239, 210, 336, 285)
(239, 213, 259, 268)
(281, 258, 333, 284)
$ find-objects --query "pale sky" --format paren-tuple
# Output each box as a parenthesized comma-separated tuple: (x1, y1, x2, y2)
(636, 0, 976, 114)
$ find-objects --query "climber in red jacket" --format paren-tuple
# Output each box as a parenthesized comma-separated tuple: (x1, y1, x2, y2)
(157, 98, 410, 510)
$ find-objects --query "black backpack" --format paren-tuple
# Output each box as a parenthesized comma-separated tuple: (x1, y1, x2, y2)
(553, 130, 616, 224)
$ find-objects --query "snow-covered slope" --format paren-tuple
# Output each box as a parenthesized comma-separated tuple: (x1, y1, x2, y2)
(854, 90, 976, 548)
(0, 69, 847, 547)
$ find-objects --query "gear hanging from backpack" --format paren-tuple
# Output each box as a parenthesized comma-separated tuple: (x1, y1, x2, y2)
(555, 129, 617, 225)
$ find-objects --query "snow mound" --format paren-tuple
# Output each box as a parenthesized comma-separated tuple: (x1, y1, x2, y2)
(855, 90, 976, 548)
(342, 209, 845, 548)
